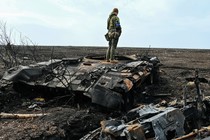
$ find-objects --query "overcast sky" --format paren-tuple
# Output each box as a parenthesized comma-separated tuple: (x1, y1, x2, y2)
(0, 0, 210, 49)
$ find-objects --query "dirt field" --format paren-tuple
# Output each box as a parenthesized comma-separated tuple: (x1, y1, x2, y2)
(0, 46, 210, 139)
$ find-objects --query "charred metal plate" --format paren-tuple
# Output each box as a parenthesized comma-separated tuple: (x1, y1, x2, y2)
(90, 85, 123, 109)
(142, 107, 185, 140)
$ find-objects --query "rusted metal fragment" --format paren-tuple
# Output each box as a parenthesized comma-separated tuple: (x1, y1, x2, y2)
(126, 123, 146, 140)
(174, 126, 210, 140)
(123, 78, 133, 91)
(100, 119, 126, 137)
(100, 119, 146, 140)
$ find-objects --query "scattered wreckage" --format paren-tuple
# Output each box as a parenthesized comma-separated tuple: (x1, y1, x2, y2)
(0, 54, 161, 110)
(81, 102, 210, 140)
(1, 53, 210, 139)
(80, 70, 210, 140)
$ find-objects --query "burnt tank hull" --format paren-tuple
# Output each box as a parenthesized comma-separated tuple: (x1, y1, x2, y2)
(1, 55, 160, 110)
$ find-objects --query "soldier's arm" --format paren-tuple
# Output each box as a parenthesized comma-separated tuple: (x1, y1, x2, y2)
(114, 17, 121, 31)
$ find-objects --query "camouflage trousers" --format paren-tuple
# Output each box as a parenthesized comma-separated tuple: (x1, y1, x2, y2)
(106, 38, 119, 61)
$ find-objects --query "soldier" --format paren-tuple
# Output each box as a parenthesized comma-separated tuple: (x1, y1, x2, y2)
(106, 8, 122, 62)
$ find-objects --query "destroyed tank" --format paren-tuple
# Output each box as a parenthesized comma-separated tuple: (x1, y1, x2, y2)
(0, 54, 160, 110)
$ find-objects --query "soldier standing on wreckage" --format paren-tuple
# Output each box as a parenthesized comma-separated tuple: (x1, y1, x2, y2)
(106, 8, 122, 63)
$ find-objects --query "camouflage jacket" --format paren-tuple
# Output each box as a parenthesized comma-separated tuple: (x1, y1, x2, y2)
(107, 12, 122, 32)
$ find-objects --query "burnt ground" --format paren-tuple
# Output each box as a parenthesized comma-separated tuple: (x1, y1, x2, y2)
(0, 47, 210, 140)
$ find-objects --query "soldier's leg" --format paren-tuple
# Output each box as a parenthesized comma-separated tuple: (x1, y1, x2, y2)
(114, 38, 119, 49)
(110, 39, 115, 60)
(106, 40, 112, 61)
(110, 38, 119, 60)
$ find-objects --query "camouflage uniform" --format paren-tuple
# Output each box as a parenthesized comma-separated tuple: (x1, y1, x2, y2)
(106, 8, 122, 62)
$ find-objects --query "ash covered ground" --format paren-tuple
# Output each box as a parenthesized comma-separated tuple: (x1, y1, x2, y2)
(0, 47, 210, 140)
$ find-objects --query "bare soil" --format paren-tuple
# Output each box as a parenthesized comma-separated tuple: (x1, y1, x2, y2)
(0, 47, 210, 140)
